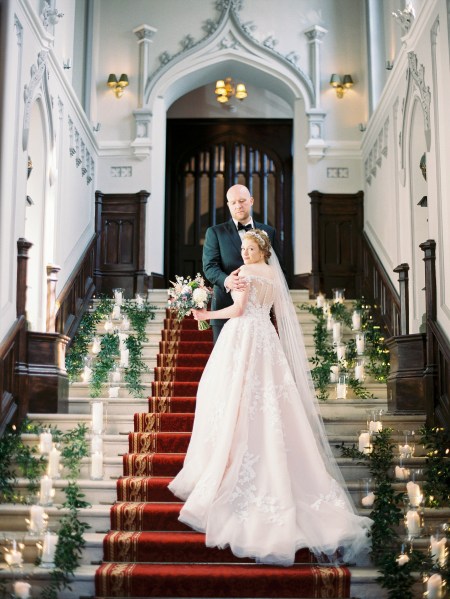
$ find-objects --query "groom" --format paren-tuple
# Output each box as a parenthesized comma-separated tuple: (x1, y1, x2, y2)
(203, 184, 277, 342)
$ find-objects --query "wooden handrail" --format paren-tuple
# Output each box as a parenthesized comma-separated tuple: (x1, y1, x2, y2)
(0, 316, 26, 359)
(56, 234, 96, 309)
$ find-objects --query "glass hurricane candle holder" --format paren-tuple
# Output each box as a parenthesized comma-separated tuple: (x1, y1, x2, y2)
(91, 400, 107, 435)
(112, 288, 124, 306)
(27, 504, 48, 536)
(335, 343, 346, 362)
(367, 409, 383, 434)
(394, 457, 410, 481)
(358, 430, 372, 454)
(109, 365, 121, 384)
(40, 531, 58, 569)
(111, 304, 121, 320)
(429, 529, 447, 568)
(332, 288, 345, 303)
(403, 504, 423, 539)
(46, 444, 61, 479)
(135, 293, 144, 308)
(329, 365, 339, 383)
(91, 336, 101, 355)
(351, 310, 362, 331)
(399, 430, 415, 459)
(39, 475, 54, 507)
(39, 429, 53, 455)
(90, 451, 104, 480)
(354, 358, 365, 382)
(3, 538, 24, 570)
(355, 332, 365, 355)
(406, 480, 423, 507)
(332, 322, 342, 344)
(336, 374, 347, 399)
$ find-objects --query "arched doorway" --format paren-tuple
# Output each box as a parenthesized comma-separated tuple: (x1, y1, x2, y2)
(165, 118, 292, 282)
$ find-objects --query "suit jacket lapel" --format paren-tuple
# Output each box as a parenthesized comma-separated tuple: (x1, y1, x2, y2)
(225, 220, 242, 255)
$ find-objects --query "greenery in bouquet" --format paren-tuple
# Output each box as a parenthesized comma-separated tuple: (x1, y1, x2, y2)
(168, 273, 212, 331)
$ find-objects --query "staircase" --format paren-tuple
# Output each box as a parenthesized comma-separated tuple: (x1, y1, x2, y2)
(0, 291, 430, 598)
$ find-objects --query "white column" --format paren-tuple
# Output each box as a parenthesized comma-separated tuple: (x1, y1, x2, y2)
(365, 0, 387, 114)
(133, 24, 157, 109)
(304, 25, 328, 110)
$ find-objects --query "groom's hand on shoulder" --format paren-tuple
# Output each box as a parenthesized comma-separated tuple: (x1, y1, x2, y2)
(224, 268, 246, 292)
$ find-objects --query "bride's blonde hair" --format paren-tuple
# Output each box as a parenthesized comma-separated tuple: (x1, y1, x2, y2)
(243, 229, 272, 263)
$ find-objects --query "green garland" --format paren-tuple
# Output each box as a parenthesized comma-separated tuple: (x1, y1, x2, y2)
(301, 299, 389, 400)
(65, 297, 155, 399)
(419, 426, 450, 508)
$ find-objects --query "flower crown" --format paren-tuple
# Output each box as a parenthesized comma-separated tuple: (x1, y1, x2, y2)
(244, 229, 269, 247)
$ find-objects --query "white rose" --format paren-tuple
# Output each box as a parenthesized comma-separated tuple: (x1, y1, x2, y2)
(193, 288, 207, 305)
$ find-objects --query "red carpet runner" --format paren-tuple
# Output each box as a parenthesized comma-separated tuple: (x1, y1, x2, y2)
(95, 312, 351, 598)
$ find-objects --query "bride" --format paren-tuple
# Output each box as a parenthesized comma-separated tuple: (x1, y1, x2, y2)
(168, 229, 372, 566)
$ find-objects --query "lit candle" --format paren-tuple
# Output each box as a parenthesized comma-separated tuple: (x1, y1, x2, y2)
(361, 491, 375, 507)
(39, 475, 53, 506)
(114, 289, 123, 306)
(39, 431, 53, 455)
(396, 553, 410, 566)
(326, 315, 333, 331)
(406, 481, 422, 507)
(405, 509, 420, 536)
(335, 344, 346, 362)
(13, 581, 31, 598)
(112, 304, 121, 320)
(41, 531, 57, 564)
(92, 336, 101, 355)
(135, 293, 144, 307)
(47, 445, 61, 479)
(104, 318, 113, 332)
(5, 539, 23, 567)
(352, 310, 361, 330)
(356, 333, 365, 355)
(316, 293, 325, 308)
(108, 386, 120, 398)
(399, 443, 413, 458)
(91, 435, 103, 454)
(90, 451, 103, 480)
(430, 535, 447, 567)
(427, 573, 443, 599)
(395, 465, 410, 480)
(358, 431, 372, 454)
(355, 362, 365, 381)
(368, 420, 382, 434)
(29, 504, 46, 534)
(329, 365, 339, 383)
(332, 322, 341, 344)
(91, 401, 104, 434)
(336, 380, 347, 399)
(120, 348, 129, 368)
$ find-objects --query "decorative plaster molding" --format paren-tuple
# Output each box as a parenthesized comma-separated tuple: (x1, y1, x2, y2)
(40, 0, 64, 29)
(133, 24, 157, 43)
(14, 14, 23, 46)
(392, 3, 415, 35)
(22, 50, 49, 150)
(407, 51, 431, 149)
(111, 166, 132, 178)
(305, 111, 328, 162)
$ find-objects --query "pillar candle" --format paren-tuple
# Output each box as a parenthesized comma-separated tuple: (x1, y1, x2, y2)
(5, 539, 23, 566)
(326, 315, 333, 331)
(399, 443, 413, 458)
(47, 445, 61, 478)
(108, 386, 120, 398)
(91, 451, 103, 480)
(91, 435, 103, 454)
(368, 420, 382, 434)
(395, 465, 410, 480)
(358, 432, 371, 454)
(332, 322, 341, 344)
(118, 333, 128, 351)
(406, 481, 422, 507)
(336, 344, 346, 362)
(405, 510, 420, 536)
(361, 491, 375, 507)
(114, 289, 123, 306)
(13, 581, 31, 599)
(135, 294, 144, 307)
(430, 536, 447, 567)
(91, 401, 104, 434)
(316, 293, 325, 308)
(121, 317, 130, 331)
(112, 304, 121, 320)
(39, 431, 53, 454)
(351, 310, 361, 330)
(92, 336, 101, 354)
(355, 363, 365, 381)
(111, 367, 121, 383)
(396, 553, 409, 566)
(427, 574, 443, 599)
(41, 531, 57, 564)
(120, 349, 129, 368)
(104, 318, 113, 332)
(329, 365, 339, 383)
(336, 381, 347, 399)
(39, 475, 53, 505)
(356, 333, 365, 355)
(29, 504, 46, 534)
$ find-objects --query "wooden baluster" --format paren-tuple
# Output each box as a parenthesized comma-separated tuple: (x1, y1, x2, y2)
(16, 238, 33, 318)
(420, 240, 437, 425)
(393, 263, 409, 336)
(46, 264, 61, 333)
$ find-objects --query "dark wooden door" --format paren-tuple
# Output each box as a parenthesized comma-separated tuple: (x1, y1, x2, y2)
(309, 190, 364, 298)
(165, 119, 292, 283)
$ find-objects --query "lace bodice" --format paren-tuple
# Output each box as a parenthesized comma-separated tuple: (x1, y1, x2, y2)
(232, 275, 275, 320)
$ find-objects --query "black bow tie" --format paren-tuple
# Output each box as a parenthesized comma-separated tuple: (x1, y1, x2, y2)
(237, 222, 253, 232)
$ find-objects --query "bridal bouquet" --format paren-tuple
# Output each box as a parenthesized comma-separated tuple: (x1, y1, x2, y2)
(168, 273, 212, 330)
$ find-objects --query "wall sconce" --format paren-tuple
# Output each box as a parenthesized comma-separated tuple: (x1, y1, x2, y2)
(330, 74, 354, 99)
(214, 77, 248, 104)
(63, 58, 71, 70)
(107, 74, 129, 98)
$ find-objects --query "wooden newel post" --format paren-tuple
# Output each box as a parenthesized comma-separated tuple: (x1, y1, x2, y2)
(17, 238, 33, 318)
(393, 263, 410, 336)
(420, 239, 437, 425)
(46, 264, 61, 333)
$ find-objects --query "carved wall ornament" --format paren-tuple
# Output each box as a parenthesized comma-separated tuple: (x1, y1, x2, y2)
(219, 34, 241, 50)
(382, 118, 389, 157)
(68, 117, 75, 156)
(40, 1, 64, 29)
(180, 35, 195, 50)
(22, 50, 49, 150)
(407, 52, 431, 144)
(392, 3, 415, 35)
(14, 14, 23, 46)
(203, 19, 218, 35)
(159, 52, 171, 65)
(263, 35, 278, 50)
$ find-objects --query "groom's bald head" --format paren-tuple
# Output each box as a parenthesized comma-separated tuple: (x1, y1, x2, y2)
(226, 185, 254, 224)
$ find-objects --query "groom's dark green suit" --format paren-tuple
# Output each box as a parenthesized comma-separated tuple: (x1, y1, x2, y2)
(203, 220, 277, 341)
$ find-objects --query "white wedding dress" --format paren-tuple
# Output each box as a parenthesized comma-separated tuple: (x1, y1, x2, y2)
(169, 270, 372, 566)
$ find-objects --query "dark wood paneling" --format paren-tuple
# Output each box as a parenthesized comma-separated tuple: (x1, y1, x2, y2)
(309, 190, 364, 299)
(95, 190, 149, 298)
(55, 235, 96, 341)
(386, 334, 426, 413)
(0, 317, 27, 433)
(361, 232, 401, 338)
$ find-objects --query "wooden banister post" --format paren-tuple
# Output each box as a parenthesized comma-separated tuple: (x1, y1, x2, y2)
(393, 263, 410, 335)
(17, 238, 33, 318)
(420, 239, 437, 425)
(46, 264, 61, 333)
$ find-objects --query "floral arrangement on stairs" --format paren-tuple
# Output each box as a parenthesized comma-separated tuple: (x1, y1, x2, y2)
(301, 291, 390, 400)
(0, 419, 90, 599)
(65, 291, 156, 398)
(341, 426, 450, 599)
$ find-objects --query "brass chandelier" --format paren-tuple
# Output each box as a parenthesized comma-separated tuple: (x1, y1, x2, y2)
(214, 77, 248, 103)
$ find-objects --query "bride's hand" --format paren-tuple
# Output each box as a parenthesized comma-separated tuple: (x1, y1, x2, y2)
(192, 308, 209, 321)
